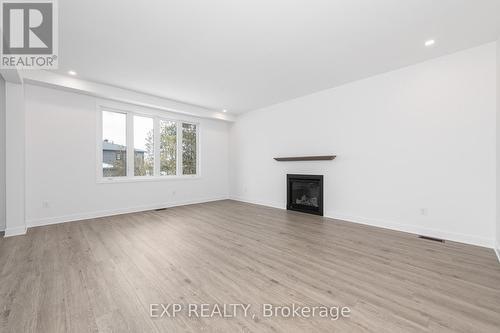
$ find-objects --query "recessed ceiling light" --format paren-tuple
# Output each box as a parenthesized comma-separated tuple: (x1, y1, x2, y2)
(222, 109, 227, 113)
(68, 70, 77, 76)
(425, 40, 435, 47)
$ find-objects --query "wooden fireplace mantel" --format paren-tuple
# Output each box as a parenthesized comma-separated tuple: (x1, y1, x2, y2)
(273, 155, 336, 162)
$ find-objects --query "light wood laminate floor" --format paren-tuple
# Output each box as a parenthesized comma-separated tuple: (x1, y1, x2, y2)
(1, 200, 499, 332)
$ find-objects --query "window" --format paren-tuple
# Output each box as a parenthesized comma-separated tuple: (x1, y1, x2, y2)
(99, 108, 198, 181)
(182, 123, 197, 175)
(160, 120, 177, 176)
(102, 111, 127, 177)
(134, 115, 154, 176)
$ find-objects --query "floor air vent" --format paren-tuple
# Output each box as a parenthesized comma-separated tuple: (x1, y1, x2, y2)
(418, 235, 445, 243)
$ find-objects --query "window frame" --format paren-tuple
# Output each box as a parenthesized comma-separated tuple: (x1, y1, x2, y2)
(97, 103, 200, 183)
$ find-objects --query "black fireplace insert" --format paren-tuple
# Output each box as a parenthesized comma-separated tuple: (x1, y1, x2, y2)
(287, 174, 323, 216)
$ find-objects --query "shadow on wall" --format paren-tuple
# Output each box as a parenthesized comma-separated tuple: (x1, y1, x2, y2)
(0, 76, 6, 232)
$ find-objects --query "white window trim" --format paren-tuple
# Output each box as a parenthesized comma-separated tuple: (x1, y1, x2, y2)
(96, 104, 201, 183)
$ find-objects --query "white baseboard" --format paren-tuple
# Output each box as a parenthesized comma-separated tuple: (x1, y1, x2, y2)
(26, 196, 229, 228)
(229, 196, 285, 210)
(4, 225, 27, 237)
(326, 211, 493, 249)
(19, 194, 500, 253)
(229, 196, 494, 249)
(495, 242, 500, 264)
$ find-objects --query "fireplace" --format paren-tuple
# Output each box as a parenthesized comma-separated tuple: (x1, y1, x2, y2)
(287, 174, 324, 216)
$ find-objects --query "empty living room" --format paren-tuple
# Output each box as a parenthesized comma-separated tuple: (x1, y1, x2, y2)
(1, 1, 500, 332)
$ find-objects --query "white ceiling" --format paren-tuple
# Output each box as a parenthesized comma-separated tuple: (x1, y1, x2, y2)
(55, 0, 500, 114)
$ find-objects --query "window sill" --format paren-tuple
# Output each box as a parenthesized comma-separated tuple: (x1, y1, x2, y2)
(97, 175, 201, 184)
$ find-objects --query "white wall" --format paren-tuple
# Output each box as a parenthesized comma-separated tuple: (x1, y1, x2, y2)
(230, 43, 497, 248)
(5, 82, 26, 236)
(0, 77, 5, 232)
(496, 40, 500, 254)
(25, 84, 230, 226)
